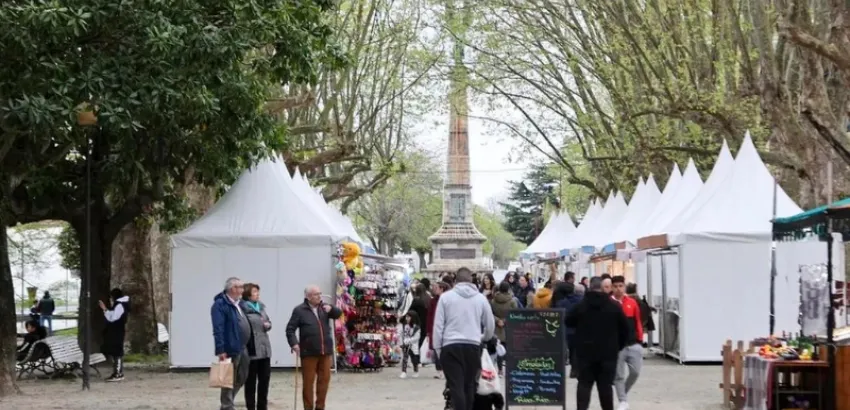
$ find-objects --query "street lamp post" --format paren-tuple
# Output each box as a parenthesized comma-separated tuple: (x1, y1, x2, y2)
(77, 106, 96, 391)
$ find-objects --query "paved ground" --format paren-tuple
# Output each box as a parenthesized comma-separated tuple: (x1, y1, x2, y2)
(2, 357, 724, 409)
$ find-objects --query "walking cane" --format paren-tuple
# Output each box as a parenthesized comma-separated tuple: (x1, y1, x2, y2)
(293, 353, 301, 410)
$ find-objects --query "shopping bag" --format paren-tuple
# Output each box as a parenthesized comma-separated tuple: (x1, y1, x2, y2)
(476, 350, 502, 395)
(420, 337, 433, 364)
(209, 359, 234, 389)
(496, 341, 506, 357)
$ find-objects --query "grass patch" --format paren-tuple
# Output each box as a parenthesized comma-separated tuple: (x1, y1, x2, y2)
(53, 327, 78, 336)
(124, 353, 167, 364)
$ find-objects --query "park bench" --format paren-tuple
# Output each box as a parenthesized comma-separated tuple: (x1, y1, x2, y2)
(42, 336, 106, 378)
(157, 322, 169, 352)
(15, 340, 53, 379)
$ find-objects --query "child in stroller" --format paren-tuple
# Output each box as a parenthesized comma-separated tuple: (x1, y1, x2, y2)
(443, 337, 505, 410)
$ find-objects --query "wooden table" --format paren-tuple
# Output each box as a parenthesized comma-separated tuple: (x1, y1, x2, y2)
(743, 355, 828, 410)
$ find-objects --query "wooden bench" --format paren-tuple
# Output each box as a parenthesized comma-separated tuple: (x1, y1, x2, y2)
(157, 323, 169, 352)
(15, 340, 53, 379)
(42, 336, 106, 378)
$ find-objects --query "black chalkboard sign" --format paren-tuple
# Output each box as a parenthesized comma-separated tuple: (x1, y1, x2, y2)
(504, 309, 566, 409)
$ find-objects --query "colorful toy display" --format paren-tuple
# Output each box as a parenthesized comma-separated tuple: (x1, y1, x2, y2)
(333, 250, 402, 372)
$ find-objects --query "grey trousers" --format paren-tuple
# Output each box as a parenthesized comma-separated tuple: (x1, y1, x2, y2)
(220, 350, 250, 410)
(614, 343, 643, 402)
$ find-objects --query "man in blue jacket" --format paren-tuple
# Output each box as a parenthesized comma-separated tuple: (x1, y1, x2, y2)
(212, 277, 251, 410)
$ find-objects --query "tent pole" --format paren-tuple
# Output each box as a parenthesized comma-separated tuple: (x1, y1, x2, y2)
(769, 180, 778, 336)
(826, 231, 836, 409)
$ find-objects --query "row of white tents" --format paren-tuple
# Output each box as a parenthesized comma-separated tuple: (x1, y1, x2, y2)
(169, 157, 367, 368)
(522, 132, 845, 362)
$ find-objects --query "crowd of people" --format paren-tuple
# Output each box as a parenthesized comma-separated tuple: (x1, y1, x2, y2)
(207, 268, 657, 410)
(416, 268, 656, 410)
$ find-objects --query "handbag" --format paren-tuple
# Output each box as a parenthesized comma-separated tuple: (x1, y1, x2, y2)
(420, 336, 432, 364)
(476, 350, 502, 395)
(209, 359, 234, 389)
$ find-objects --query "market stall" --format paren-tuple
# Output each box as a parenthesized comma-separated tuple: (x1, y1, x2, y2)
(334, 250, 407, 372)
(771, 197, 850, 409)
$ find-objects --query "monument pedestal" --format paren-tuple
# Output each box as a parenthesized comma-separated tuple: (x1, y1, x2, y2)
(422, 225, 491, 280)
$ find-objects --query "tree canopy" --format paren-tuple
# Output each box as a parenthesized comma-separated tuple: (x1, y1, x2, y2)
(501, 164, 560, 245)
(439, 0, 850, 206)
(0, 0, 343, 390)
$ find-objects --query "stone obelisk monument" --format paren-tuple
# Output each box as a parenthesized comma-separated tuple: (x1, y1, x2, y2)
(423, 36, 490, 278)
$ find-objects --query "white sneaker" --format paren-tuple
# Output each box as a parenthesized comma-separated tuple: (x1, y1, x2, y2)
(433, 371, 443, 379)
(617, 402, 630, 410)
(412, 372, 419, 378)
(399, 372, 407, 379)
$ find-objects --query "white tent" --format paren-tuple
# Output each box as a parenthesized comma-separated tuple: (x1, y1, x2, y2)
(664, 141, 735, 234)
(169, 158, 341, 368)
(582, 191, 629, 248)
(607, 175, 662, 246)
(648, 133, 835, 362)
(562, 194, 609, 251)
(522, 210, 577, 254)
(637, 159, 706, 240)
(629, 164, 685, 323)
(289, 168, 366, 245)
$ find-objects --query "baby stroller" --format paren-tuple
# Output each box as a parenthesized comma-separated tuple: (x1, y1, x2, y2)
(443, 338, 506, 410)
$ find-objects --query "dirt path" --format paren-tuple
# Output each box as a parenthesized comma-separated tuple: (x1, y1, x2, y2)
(2, 356, 723, 409)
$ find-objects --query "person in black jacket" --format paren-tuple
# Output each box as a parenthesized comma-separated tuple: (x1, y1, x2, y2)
(286, 285, 342, 410)
(99, 288, 130, 382)
(36, 291, 56, 334)
(565, 277, 629, 410)
(16, 320, 47, 361)
(409, 284, 429, 352)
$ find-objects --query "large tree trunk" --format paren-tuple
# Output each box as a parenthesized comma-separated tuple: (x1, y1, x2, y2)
(111, 221, 158, 355)
(0, 227, 20, 396)
(73, 219, 114, 353)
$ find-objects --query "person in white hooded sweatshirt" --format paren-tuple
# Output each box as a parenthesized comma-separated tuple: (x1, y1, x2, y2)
(433, 267, 496, 410)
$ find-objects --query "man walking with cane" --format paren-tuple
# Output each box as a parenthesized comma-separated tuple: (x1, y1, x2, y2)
(286, 285, 342, 410)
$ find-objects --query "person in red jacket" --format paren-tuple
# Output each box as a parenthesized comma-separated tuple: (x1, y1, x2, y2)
(426, 281, 450, 379)
(611, 276, 643, 410)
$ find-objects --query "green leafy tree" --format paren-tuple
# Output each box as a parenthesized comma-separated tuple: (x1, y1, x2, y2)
(56, 224, 80, 274)
(500, 165, 560, 244)
(474, 207, 524, 268)
(0, 0, 341, 391)
(352, 148, 443, 259)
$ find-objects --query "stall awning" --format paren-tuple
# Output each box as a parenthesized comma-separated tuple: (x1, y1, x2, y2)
(773, 197, 850, 241)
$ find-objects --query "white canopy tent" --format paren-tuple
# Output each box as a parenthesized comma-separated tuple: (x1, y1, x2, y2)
(648, 133, 836, 362)
(581, 191, 629, 249)
(289, 168, 366, 245)
(628, 164, 685, 319)
(169, 158, 343, 368)
(559, 198, 604, 277)
(522, 210, 577, 255)
(637, 158, 707, 240)
(607, 175, 662, 246)
(663, 141, 735, 235)
(632, 160, 702, 324)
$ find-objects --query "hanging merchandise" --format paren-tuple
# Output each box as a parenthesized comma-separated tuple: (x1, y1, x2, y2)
(335, 257, 402, 372)
(800, 264, 830, 336)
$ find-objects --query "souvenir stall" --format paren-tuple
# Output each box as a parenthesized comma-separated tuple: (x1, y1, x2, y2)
(334, 245, 405, 372)
(772, 198, 850, 410)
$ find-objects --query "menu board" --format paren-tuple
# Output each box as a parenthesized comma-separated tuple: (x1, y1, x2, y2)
(504, 309, 566, 409)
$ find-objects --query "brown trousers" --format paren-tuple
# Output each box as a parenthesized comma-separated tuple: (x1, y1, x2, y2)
(300, 355, 332, 410)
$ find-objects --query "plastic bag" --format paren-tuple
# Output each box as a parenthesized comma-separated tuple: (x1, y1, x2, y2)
(477, 350, 502, 395)
(209, 359, 233, 389)
(420, 337, 433, 364)
(496, 341, 506, 357)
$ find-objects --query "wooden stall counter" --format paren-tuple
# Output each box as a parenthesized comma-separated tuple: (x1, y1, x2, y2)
(720, 340, 832, 410)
